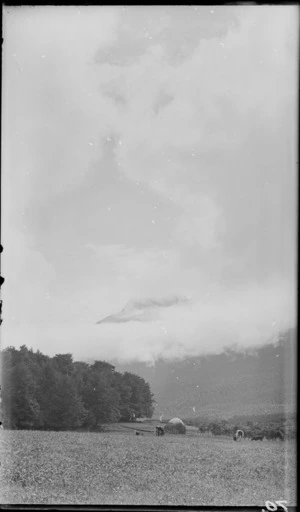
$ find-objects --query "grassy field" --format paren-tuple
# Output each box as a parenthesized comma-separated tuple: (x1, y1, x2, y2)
(0, 428, 296, 506)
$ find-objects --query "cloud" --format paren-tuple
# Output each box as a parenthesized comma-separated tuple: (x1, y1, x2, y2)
(2, 6, 297, 363)
(92, 5, 298, 263)
(96, 295, 190, 324)
(3, 6, 120, 209)
(1, 228, 57, 325)
(4, 276, 295, 364)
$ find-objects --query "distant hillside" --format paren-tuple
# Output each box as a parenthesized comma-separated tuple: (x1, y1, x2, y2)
(110, 328, 296, 420)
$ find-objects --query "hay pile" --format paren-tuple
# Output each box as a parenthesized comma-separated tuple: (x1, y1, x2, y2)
(164, 417, 186, 434)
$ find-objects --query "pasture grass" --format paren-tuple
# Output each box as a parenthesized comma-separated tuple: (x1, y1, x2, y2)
(0, 430, 296, 506)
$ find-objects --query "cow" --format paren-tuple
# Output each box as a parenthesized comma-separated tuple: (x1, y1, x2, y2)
(275, 430, 284, 441)
(156, 425, 165, 436)
(264, 430, 284, 441)
(251, 435, 264, 441)
(233, 429, 244, 441)
(269, 430, 284, 441)
(135, 431, 144, 436)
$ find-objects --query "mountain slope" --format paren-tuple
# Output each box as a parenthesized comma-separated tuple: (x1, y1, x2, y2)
(112, 329, 296, 419)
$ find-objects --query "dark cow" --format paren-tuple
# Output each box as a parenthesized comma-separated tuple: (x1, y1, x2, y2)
(135, 431, 144, 436)
(156, 425, 165, 436)
(274, 431, 284, 441)
(263, 430, 284, 441)
(269, 430, 284, 441)
(251, 435, 264, 441)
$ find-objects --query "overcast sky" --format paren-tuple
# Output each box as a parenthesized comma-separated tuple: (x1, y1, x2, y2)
(2, 5, 298, 363)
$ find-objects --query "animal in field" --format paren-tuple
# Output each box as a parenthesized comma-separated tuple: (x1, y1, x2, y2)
(233, 429, 244, 441)
(263, 430, 284, 441)
(251, 435, 264, 441)
(135, 431, 144, 436)
(270, 430, 284, 441)
(156, 425, 165, 436)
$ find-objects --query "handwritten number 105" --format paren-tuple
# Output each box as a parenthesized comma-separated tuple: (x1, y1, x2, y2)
(263, 501, 288, 512)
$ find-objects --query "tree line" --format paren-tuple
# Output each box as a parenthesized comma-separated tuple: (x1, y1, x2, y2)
(0, 345, 155, 430)
(185, 413, 295, 439)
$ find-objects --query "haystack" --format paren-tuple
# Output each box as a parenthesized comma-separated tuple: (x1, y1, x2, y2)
(169, 417, 185, 425)
(164, 417, 186, 434)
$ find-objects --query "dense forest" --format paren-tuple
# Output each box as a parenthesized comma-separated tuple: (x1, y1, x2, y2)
(0, 345, 154, 430)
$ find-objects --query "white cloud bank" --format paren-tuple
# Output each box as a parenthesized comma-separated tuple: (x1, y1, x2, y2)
(4, 277, 295, 364)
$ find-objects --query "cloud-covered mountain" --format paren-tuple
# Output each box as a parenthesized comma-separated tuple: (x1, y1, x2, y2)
(96, 295, 189, 324)
(113, 328, 296, 419)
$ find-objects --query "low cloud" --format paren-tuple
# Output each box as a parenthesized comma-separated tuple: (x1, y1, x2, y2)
(4, 277, 295, 364)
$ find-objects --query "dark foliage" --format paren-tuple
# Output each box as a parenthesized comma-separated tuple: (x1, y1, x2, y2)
(185, 414, 294, 440)
(0, 346, 155, 430)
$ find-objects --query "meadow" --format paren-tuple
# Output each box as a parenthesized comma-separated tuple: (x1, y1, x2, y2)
(0, 428, 296, 506)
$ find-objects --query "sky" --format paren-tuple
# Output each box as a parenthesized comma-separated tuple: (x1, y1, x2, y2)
(2, 5, 298, 364)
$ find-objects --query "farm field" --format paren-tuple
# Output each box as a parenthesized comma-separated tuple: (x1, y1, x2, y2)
(0, 429, 296, 506)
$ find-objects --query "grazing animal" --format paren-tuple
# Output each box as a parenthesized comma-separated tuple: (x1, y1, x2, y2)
(251, 435, 264, 441)
(270, 430, 284, 441)
(234, 429, 244, 441)
(263, 430, 284, 441)
(135, 431, 144, 436)
(273, 430, 284, 441)
(156, 425, 165, 436)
